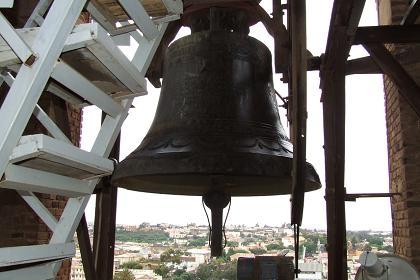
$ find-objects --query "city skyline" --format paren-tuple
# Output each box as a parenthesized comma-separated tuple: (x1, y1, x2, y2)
(81, 0, 392, 231)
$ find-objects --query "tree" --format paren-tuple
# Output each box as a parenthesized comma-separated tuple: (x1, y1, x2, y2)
(195, 259, 236, 280)
(227, 241, 239, 247)
(188, 238, 207, 247)
(250, 248, 266, 255)
(120, 261, 143, 269)
(154, 264, 171, 278)
(114, 269, 135, 280)
(266, 243, 284, 251)
(226, 248, 249, 260)
(160, 249, 183, 264)
(172, 272, 197, 280)
(303, 239, 318, 255)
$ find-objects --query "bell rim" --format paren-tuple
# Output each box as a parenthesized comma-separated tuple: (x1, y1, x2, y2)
(111, 153, 321, 196)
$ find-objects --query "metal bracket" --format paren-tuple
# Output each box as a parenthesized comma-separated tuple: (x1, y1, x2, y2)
(345, 192, 401, 202)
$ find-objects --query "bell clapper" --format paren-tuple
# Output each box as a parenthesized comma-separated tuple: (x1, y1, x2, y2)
(202, 191, 231, 257)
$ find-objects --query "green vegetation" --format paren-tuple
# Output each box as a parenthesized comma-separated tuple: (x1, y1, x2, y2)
(249, 248, 267, 255)
(266, 243, 285, 251)
(115, 229, 170, 243)
(114, 269, 135, 280)
(160, 249, 184, 264)
(187, 237, 207, 247)
(154, 264, 171, 278)
(120, 261, 143, 270)
(347, 231, 393, 252)
(225, 248, 249, 260)
(195, 259, 236, 280)
(226, 241, 239, 247)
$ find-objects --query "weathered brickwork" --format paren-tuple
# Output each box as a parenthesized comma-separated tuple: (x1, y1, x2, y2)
(378, 0, 420, 271)
(0, 2, 85, 279)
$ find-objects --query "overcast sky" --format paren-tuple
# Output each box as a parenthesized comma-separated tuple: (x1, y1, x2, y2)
(82, 0, 392, 231)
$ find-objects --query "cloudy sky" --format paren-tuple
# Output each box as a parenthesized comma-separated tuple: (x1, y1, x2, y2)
(82, 0, 392, 231)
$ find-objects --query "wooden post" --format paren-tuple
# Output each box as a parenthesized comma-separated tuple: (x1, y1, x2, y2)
(77, 215, 97, 280)
(93, 128, 119, 280)
(320, 1, 366, 279)
(322, 52, 347, 280)
(289, 0, 308, 226)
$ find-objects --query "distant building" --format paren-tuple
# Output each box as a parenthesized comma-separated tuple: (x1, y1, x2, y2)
(282, 236, 305, 248)
(70, 259, 85, 280)
(296, 262, 324, 280)
(187, 248, 210, 264)
(230, 253, 255, 261)
(115, 252, 143, 264)
(179, 256, 199, 271)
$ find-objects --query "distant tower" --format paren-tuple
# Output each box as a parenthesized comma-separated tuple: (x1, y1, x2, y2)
(301, 245, 306, 260)
(317, 238, 321, 254)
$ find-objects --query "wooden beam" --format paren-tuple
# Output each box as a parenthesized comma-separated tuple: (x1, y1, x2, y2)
(401, 0, 420, 25)
(93, 128, 119, 280)
(145, 20, 181, 88)
(346, 56, 381, 75)
(321, 1, 366, 279)
(272, 0, 288, 73)
(353, 25, 420, 45)
(77, 215, 96, 280)
(309, 52, 420, 75)
(363, 43, 420, 118)
(289, 0, 307, 227)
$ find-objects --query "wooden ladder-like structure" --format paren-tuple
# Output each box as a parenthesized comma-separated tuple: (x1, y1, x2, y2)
(0, 0, 182, 279)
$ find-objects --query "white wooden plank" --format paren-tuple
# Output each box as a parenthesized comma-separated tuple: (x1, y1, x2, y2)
(119, 0, 159, 40)
(51, 61, 124, 117)
(131, 23, 167, 76)
(0, 164, 94, 197)
(0, 262, 56, 280)
(33, 105, 72, 144)
(0, 243, 75, 267)
(0, 0, 14, 8)
(0, 23, 96, 68)
(10, 134, 114, 176)
(161, 0, 183, 14)
(0, 13, 35, 65)
(0, 0, 87, 179)
(24, 0, 52, 28)
(90, 25, 147, 96)
(18, 191, 58, 231)
(49, 99, 133, 247)
(2, 72, 73, 144)
(47, 82, 84, 107)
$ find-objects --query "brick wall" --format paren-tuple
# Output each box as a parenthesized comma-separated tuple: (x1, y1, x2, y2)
(0, 2, 84, 279)
(377, 0, 420, 270)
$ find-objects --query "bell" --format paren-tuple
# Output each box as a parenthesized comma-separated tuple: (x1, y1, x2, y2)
(112, 28, 321, 257)
(112, 31, 321, 195)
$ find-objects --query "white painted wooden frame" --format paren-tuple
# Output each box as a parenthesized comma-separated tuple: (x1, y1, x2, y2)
(0, 0, 13, 8)
(0, 0, 182, 278)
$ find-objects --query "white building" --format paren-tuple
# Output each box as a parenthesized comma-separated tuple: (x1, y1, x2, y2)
(70, 259, 85, 280)
(130, 269, 162, 280)
(297, 262, 324, 280)
(187, 248, 211, 264)
(115, 252, 143, 264)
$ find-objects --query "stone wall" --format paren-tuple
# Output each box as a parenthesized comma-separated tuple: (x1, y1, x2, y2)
(377, 0, 420, 270)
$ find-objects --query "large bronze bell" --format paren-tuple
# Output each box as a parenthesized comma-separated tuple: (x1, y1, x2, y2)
(112, 31, 320, 195)
(112, 15, 321, 257)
